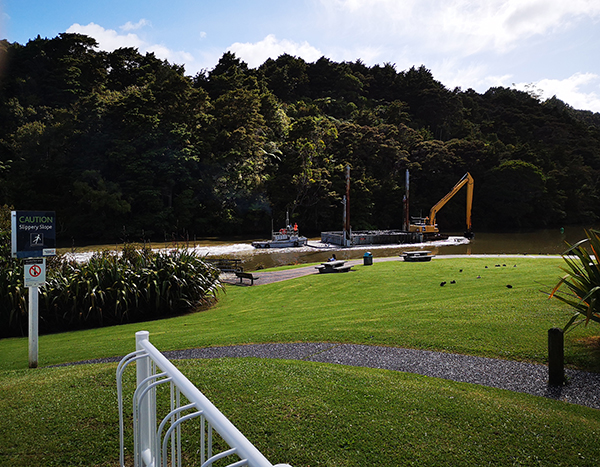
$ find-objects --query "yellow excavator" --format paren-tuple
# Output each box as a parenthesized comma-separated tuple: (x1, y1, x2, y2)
(409, 172, 474, 239)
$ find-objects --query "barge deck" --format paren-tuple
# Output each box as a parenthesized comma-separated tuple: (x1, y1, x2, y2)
(321, 230, 444, 246)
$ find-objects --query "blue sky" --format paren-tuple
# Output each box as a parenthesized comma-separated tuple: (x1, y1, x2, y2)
(3, 0, 600, 112)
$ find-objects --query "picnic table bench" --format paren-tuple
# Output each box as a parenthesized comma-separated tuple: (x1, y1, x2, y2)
(315, 260, 353, 273)
(401, 251, 435, 262)
(235, 271, 259, 285)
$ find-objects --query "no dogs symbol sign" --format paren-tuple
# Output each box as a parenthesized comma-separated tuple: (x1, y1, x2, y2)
(24, 258, 46, 287)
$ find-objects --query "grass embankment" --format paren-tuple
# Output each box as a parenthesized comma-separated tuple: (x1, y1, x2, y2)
(1, 257, 600, 466)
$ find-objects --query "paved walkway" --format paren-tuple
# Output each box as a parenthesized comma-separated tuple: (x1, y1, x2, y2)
(221, 257, 377, 285)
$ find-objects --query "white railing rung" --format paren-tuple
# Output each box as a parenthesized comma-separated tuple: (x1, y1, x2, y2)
(117, 331, 292, 467)
(200, 447, 241, 467)
(161, 410, 202, 467)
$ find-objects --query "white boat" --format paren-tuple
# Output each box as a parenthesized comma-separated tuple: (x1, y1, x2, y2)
(253, 212, 308, 248)
(252, 225, 308, 248)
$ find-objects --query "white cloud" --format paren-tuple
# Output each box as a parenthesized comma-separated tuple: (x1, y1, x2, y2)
(437, 63, 600, 112)
(67, 22, 145, 50)
(67, 22, 195, 69)
(321, 0, 600, 56)
(516, 72, 600, 112)
(120, 19, 150, 32)
(228, 34, 324, 68)
(477, 74, 515, 91)
(433, 59, 513, 92)
(150, 44, 194, 66)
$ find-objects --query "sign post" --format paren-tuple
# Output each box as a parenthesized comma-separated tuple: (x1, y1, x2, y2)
(28, 286, 39, 368)
(11, 211, 56, 368)
(24, 258, 46, 368)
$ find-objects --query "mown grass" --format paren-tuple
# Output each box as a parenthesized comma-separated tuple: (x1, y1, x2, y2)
(1, 256, 600, 466)
(1, 358, 600, 466)
(1, 257, 598, 371)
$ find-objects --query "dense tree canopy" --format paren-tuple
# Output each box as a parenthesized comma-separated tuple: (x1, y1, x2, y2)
(1, 33, 600, 243)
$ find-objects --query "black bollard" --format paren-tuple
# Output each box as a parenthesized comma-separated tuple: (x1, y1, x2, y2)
(548, 327, 565, 385)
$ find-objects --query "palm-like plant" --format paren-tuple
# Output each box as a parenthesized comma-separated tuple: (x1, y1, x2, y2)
(550, 229, 600, 331)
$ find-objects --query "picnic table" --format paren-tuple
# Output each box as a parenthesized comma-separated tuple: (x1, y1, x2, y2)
(401, 251, 435, 262)
(315, 260, 353, 273)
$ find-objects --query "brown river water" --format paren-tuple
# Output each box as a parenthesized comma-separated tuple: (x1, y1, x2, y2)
(183, 225, 598, 271)
(68, 226, 597, 271)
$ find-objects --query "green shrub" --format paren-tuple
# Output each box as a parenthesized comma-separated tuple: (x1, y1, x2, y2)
(0, 240, 222, 337)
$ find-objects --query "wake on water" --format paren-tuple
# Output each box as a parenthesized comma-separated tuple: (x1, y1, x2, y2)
(65, 236, 470, 263)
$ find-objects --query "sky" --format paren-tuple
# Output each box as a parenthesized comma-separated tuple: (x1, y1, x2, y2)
(2, 0, 600, 112)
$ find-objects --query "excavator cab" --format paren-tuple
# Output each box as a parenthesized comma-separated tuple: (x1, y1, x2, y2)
(409, 173, 474, 239)
(408, 216, 438, 234)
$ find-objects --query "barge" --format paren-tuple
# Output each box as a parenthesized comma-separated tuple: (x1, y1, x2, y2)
(321, 230, 424, 247)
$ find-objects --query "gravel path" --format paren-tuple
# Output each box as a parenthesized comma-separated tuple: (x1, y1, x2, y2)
(162, 343, 600, 410)
(59, 255, 600, 410)
(66, 342, 599, 410)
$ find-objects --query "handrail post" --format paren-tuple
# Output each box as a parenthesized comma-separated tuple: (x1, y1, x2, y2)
(136, 331, 155, 466)
(122, 331, 293, 467)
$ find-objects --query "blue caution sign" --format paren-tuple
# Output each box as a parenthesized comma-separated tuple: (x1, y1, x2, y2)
(11, 211, 56, 258)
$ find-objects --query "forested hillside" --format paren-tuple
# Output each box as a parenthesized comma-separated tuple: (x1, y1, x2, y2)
(1, 33, 599, 243)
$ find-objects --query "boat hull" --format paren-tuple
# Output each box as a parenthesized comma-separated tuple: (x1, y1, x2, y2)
(252, 236, 308, 249)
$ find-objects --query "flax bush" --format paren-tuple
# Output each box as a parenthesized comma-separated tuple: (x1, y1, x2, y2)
(550, 229, 600, 331)
(0, 240, 222, 337)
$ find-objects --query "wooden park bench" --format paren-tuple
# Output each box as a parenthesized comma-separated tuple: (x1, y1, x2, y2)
(206, 258, 243, 272)
(235, 271, 259, 285)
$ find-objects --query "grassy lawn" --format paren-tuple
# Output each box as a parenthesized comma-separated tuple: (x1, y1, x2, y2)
(1, 256, 598, 371)
(2, 358, 600, 466)
(1, 256, 600, 466)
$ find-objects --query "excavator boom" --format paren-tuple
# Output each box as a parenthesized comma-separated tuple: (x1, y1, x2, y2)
(429, 172, 474, 235)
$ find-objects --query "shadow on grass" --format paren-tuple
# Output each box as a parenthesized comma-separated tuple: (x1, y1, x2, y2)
(569, 335, 600, 372)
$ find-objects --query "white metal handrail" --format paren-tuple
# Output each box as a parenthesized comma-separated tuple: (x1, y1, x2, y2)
(117, 330, 292, 467)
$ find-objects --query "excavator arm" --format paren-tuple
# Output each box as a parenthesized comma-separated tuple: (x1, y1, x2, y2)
(428, 172, 474, 236)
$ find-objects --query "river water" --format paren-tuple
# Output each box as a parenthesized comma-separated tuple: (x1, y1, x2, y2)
(179, 225, 596, 271)
(67, 226, 596, 270)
